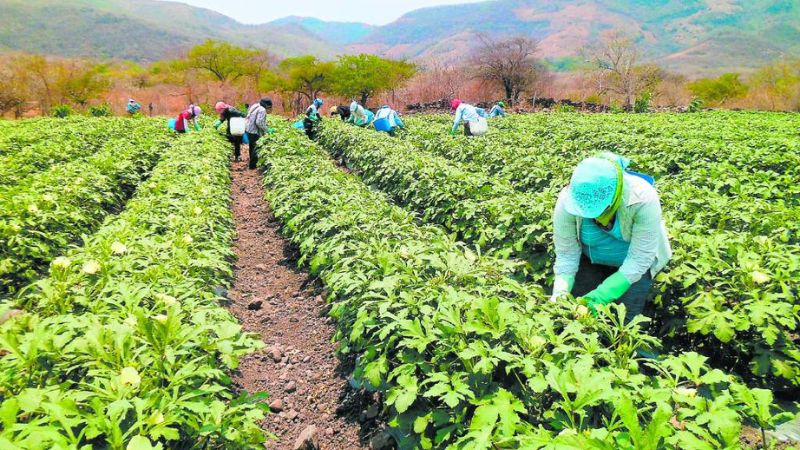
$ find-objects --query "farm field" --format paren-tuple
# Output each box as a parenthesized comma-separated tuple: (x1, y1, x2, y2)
(0, 112, 798, 449)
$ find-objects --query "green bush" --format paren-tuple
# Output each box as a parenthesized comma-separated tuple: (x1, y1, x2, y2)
(634, 92, 652, 113)
(51, 104, 73, 118)
(688, 97, 705, 113)
(554, 103, 576, 113)
(88, 104, 112, 117)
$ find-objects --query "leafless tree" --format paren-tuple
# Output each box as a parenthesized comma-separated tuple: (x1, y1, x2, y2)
(584, 31, 663, 108)
(470, 35, 546, 104)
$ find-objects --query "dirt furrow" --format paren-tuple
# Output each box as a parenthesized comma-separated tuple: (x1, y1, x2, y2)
(226, 156, 376, 450)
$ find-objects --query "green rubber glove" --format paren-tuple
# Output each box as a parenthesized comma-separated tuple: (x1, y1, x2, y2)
(450, 129, 457, 136)
(268, 128, 276, 134)
(584, 272, 631, 315)
(213, 120, 222, 129)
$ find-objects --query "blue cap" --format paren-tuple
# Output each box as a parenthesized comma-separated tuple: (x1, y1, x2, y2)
(564, 157, 618, 218)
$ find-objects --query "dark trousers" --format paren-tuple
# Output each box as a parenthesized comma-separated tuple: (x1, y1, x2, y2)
(464, 122, 473, 136)
(304, 118, 318, 140)
(246, 133, 260, 169)
(229, 135, 243, 160)
(572, 256, 653, 324)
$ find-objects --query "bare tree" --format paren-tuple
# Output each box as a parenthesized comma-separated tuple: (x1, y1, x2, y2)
(470, 35, 545, 104)
(585, 31, 662, 108)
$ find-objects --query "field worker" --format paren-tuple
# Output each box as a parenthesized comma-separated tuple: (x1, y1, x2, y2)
(245, 97, 272, 170)
(174, 105, 202, 133)
(551, 153, 672, 324)
(450, 99, 486, 136)
(373, 105, 405, 135)
(489, 101, 507, 117)
(214, 102, 246, 162)
(334, 105, 352, 121)
(304, 98, 324, 139)
(348, 101, 374, 127)
(126, 99, 141, 115)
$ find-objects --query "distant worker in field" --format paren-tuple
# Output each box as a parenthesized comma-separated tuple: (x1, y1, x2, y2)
(214, 101, 246, 162)
(174, 105, 202, 133)
(348, 101, 374, 127)
(304, 98, 324, 139)
(450, 99, 488, 136)
(550, 153, 672, 324)
(245, 97, 272, 170)
(488, 101, 507, 117)
(373, 105, 405, 136)
(333, 105, 351, 121)
(126, 99, 141, 115)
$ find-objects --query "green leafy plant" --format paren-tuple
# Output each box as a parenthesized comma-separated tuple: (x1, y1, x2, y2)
(51, 104, 73, 118)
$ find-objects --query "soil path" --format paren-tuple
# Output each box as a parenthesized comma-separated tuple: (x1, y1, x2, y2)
(226, 157, 374, 450)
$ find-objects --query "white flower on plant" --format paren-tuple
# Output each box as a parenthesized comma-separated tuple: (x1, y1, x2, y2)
(120, 367, 141, 386)
(673, 387, 697, 397)
(52, 257, 71, 269)
(182, 234, 193, 244)
(82, 260, 101, 275)
(153, 314, 168, 324)
(28, 204, 39, 214)
(751, 270, 771, 284)
(111, 242, 127, 255)
(193, 206, 203, 216)
(155, 293, 178, 305)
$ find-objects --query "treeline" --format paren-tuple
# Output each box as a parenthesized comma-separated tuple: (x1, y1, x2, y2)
(1, 35, 799, 118)
(0, 40, 416, 118)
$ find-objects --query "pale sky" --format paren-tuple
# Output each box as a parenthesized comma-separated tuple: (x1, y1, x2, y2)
(169, 0, 489, 25)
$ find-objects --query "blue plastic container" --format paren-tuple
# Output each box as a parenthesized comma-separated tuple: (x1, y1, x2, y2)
(167, 118, 177, 131)
(373, 117, 392, 132)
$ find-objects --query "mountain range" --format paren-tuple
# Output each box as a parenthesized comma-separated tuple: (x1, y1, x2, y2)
(1, 0, 798, 74)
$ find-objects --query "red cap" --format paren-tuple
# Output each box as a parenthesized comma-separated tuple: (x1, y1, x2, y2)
(451, 99, 461, 110)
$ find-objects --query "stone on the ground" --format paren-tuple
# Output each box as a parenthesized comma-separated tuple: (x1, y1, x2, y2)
(286, 381, 297, 392)
(269, 399, 284, 412)
(293, 425, 319, 450)
(247, 300, 262, 310)
(370, 429, 395, 450)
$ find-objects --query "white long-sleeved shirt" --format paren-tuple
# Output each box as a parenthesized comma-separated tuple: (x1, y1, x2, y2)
(349, 102, 369, 125)
(375, 107, 404, 129)
(553, 173, 672, 284)
(245, 103, 267, 135)
(452, 103, 481, 133)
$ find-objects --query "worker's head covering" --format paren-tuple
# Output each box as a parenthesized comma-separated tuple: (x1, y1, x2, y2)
(214, 102, 229, 114)
(380, 105, 390, 110)
(260, 97, 273, 109)
(330, 106, 338, 114)
(451, 99, 462, 110)
(350, 101, 359, 112)
(313, 98, 324, 108)
(188, 105, 202, 117)
(128, 98, 136, 103)
(497, 101, 505, 108)
(564, 157, 621, 219)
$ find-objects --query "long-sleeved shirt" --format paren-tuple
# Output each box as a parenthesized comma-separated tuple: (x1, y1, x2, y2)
(348, 102, 370, 126)
(374, 107, 404, 130)
(245, 103, 267, 136)
(175, 110, 198, 132)
(553, 173, 672, 284)
(306, 104, 321, 121)
(489, 105, 506, 117)
(452, 103, 481, 134)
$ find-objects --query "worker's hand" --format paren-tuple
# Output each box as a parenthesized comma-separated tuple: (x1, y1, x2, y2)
(213, 120, 222, 129)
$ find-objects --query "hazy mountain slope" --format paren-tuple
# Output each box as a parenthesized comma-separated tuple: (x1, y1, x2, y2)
(1, 0, 797, 73)
(270, 16, 376, 45)
(356, 0, 800, 73)
(0, 0, 340, 61)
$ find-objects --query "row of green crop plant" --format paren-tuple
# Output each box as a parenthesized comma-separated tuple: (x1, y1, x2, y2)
(0, 117, 148, 188)
(397, 114, 800, 389)
(261, 122, 792, 449)
(0, 132, 267, 449)
(0, 119, 172, 299)
(318, 119, 557, 277)
(402, 113, 800, 206)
